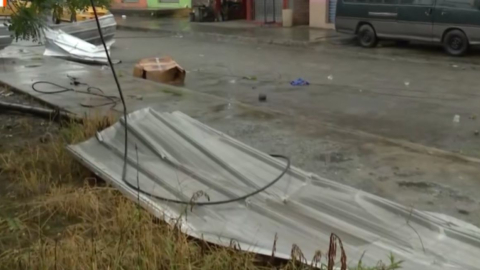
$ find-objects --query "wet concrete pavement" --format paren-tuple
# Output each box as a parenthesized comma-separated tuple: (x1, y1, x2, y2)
(2, 33, 480, 226)
(110, 30, 480, 158)
(115, 16, 352, 46)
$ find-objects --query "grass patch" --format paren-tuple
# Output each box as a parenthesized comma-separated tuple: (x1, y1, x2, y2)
(0, 115, 402, 270)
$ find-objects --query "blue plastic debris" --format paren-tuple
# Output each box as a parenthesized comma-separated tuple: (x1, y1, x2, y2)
(290, 78, 310, 86)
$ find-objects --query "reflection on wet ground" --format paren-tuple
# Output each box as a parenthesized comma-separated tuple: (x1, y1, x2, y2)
(115, 17, 351, 44)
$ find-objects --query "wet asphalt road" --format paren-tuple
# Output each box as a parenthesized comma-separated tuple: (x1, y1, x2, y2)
(112, 30, 480, 158)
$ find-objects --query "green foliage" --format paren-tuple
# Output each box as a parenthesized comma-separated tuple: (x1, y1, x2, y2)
(7, 0, 110, 41)
(7, 1, 45, 42)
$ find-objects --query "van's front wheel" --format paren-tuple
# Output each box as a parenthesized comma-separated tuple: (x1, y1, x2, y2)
(357, 24, 378, 48)
(443, 30, 468, 56)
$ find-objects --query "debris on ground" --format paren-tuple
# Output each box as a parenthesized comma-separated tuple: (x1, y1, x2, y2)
(290, 78, 310, 86)
(258, 93, 267, 102)
(327, 75, 333, 81)
(43, 28, 116, 64)
(469, 114, 477, 120)
(133, 57, 186, 85)
(50, 14, 116, 46)
(68, 108, 480, 270)
(0, 90, 13, 97)
(43, 14, 117, 63)
(453, 114, 460, 123)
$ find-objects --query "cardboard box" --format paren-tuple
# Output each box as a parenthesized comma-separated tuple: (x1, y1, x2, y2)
(133, 57, 186, 85)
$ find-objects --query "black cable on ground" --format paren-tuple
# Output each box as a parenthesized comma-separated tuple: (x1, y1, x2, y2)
(31, 81, 119, 109)
(89, 2, 291, 205)
(122, 154, 290, 205)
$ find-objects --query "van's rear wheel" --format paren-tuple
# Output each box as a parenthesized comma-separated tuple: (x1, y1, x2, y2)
(357, 24, 378, 48)
(443, 30, 468, 56)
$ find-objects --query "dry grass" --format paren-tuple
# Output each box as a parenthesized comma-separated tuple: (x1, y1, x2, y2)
(0, 115, 402, 270)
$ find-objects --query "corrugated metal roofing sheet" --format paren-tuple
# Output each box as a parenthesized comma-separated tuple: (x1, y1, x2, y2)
(68, 108, 480, 269)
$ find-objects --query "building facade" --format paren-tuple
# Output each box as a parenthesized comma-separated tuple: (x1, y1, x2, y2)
(309, 0, 335, 28)
(147, 0, 191, 9)
(111, 0, 191, 10)
(111, 0, 336, 29)
(247, 0, 309, 25)
(111, 0, 148, 9)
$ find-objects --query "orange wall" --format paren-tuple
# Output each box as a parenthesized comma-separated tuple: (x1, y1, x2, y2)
(111, 0, 148, 9)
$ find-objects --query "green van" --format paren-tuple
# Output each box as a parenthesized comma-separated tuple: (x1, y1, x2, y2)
(335, 0, 480, 55)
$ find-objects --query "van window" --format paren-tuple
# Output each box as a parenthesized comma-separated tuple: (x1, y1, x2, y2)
(440, 0, 474, 8)
(400, 0, 434, 5)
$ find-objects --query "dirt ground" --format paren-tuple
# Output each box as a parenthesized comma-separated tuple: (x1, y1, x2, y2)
(0, 90, 59, 153)
(0, 89, 59, 203)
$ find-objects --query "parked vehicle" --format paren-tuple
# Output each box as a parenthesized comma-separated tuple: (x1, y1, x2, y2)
(335, 0, 480, 56)
(0, 23, 13, 50)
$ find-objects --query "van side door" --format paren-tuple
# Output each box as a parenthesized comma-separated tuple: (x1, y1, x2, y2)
(365, 0, 401, 38)
(336, 0, 400, 37)
(397, 0, 436, 41)
(433, 0, 480, 44)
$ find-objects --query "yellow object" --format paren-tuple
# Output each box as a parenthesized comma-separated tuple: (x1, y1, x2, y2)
(0, 1, 107, 23)
(0, 1, 30, 17)
(0, 5, 14, 16)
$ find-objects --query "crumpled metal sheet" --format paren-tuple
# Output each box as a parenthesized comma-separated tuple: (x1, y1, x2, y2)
(49, 14, 116, 46)
(43, 27, 115, 64)
(68, 108, 480, 270)
(0, 24, 13, 50)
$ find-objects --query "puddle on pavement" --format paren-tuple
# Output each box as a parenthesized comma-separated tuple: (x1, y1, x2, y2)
(13, 63, 44, 72)
(211, 103, 232, 112)
(211, 102, 237, 119)
(211, 102, 276, 120)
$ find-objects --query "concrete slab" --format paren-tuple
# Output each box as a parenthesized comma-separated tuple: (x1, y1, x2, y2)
(0, 47, 222, 118)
